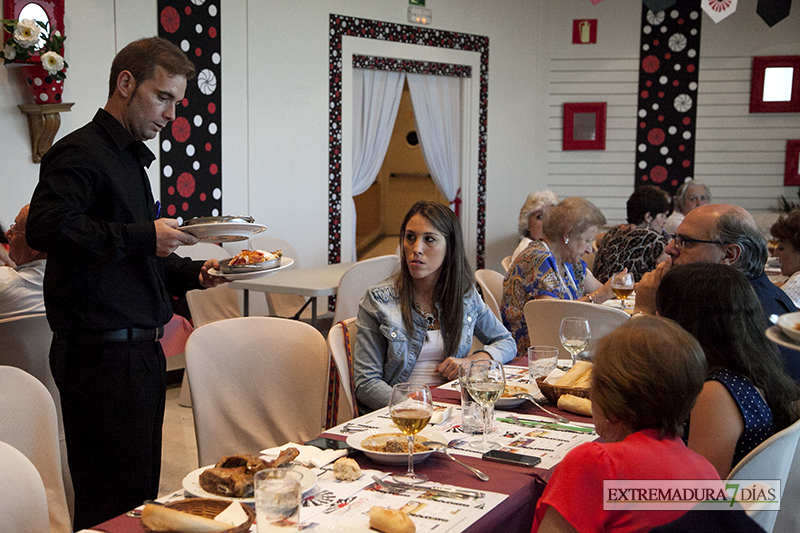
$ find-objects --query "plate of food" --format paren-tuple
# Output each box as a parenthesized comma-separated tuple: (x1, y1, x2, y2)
(182, 450, 315, 502)
(179, 216, 267, 243)
(208, 256, 294, 279)
(777, 311, 800, 343)
(494, 381, 538, 408)
(346, 430, 447, 465)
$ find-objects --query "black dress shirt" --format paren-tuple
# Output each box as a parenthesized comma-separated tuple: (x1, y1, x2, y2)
(27, 109, 203, 331)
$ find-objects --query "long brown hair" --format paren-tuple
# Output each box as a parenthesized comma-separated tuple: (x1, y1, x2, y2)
(396, 202, 473, 356)
(657, 263, 800, 431)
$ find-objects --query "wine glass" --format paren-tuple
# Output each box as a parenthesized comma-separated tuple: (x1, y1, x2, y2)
(610, 271, 635, 310)
(559, 316, 591, 367)
(389, 382, 433, 484)
(465, 360, 506, 452)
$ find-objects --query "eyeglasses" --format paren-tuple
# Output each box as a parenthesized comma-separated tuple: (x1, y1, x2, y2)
(671, 233, 722, 249)
(7, 223, 23, 235)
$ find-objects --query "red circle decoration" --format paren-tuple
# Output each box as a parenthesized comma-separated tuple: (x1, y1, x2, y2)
(647, 128, 666, 145)
(653, 40, 660, 46)
(195, 48, 202, 57)
(182, 98, 189, 107)
(642, 55, 660, 73)
(210, 164, 219, 175)
(642, 175, 650, 182)
(682, 160, 691, 168)
(658, 91, 665, 98)
(207, 102, 216, 114)
(184, 6, 191, 15)
(159, 6, 180, 33)
(646, 80, 653, 87)
(182, 202, 189, 212)
(650, 166, 668, 183)
(640, 121, 647, 128)
(665, 53, 672, 60)
(167, 204, 176, 216)
(171, 117, 191, 143)
(168, 186, 175, 196)
(673, 80, 680, 86)
(641, 90, 649, 98)
(205, 142, 212, 151)
(200, 193, 207, 201)
(686, 64, 695, 73)
(658, 115, 665, 122)
(682, 117, 691, 125)
(209, 27, 218, 39)
(176, 172, 196, 198)
(679, 145, 686, 152)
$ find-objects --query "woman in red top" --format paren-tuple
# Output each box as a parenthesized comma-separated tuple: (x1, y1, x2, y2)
(532, 316, 721, 533)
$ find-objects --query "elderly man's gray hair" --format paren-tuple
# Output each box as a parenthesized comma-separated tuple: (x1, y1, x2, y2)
(710, 211, 767, 279)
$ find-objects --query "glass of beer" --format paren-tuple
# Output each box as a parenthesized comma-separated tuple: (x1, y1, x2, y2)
(610, 271, 635, 310)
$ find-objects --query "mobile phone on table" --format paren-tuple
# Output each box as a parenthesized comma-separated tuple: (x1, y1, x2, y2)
(482, 449, 541, 467)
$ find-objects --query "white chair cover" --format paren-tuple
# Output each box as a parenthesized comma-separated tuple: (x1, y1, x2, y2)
(185, 317, 329, 466)
(328, 318, 358, 425)
(0, 441, 49, 533)
(522, 300, 629, 360)
(332, 255, 400, 324)
(474, 269, 504, 321)
(775, 440, 800, 532)
(728, 418, 800, 532)
(0, 366, 72, 533)
(0, 313, 74, 523)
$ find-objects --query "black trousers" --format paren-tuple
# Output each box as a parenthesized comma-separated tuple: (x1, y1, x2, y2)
(50, 335, 166, 530)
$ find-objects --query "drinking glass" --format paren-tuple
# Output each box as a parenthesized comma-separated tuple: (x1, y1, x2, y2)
(528, 345, 559, 380)
(458, 362, 483, 433)
(610, 271, 635, 310)
(389, 382, 433, 484)
(254, 468, 303, 533)
(465, 360, 505, 452)
(559, 317, 591, 367)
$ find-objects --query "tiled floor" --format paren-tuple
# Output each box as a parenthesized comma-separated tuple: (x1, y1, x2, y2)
(159, 382, 198, 497)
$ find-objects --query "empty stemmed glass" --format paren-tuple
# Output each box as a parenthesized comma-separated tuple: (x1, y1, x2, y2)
(389, 383, 433, 484)
(465, 360, 506, 452)
(610, 271, 635, 311)
(559, 316, 591, 367)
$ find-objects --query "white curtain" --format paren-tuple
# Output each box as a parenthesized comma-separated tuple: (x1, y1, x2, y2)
(350, 68, 406, 261)
(406, 72, 462, 211)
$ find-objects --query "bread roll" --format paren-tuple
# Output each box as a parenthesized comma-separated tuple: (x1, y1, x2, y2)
(332, 457, 362, 481)
(557, 394, 592, 417)
(140, 504, 233, 532)
(555, 361, 592, 387)
(571, 368, 592, 389)
(368, 506, 416, 533)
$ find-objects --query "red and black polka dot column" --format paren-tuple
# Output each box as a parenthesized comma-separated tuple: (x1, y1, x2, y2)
(158, 0, 221, 223)
(635, 0, 701, 195)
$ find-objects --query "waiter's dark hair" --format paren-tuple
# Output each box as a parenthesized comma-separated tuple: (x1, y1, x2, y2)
(396, 201, 473, 357)
(108, 37, 196, 98)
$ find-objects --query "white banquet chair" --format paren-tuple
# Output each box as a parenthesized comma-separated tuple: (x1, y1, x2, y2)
(523, 299, 629, 360)
(474, 269, 504, 321)
(728, 418, 800, 532)
(332, 255, 400, 325)
(185, 317, 329, 466)
(327, 318, 359, 426)
(0, 440, 49, 533)
(501, 255, 513, 273)
(0, 366, 72, 533)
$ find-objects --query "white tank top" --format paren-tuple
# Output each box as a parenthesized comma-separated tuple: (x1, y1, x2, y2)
(407, 329, 448, 386)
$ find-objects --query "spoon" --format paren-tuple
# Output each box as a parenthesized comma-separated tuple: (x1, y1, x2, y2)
(422, 441, 490, 481)
(512, 393, 571, 424)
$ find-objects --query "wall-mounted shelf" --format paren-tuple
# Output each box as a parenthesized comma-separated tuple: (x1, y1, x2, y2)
(18, 102, 74, 163)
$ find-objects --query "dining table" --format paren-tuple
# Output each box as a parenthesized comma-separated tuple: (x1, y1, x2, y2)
(86, 363, 594, 533)
(228, 261, 354, 327)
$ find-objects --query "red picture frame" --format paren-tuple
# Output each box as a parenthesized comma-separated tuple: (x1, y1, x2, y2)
(563, 102, 606, 151)
(750, 56, 800, 113)
(786, 140, 800, 186)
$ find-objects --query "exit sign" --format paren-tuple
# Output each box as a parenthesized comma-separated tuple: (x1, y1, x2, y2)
(410, 0, 425, 6)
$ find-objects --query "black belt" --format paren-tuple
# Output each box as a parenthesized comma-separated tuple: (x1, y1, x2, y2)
(54, 327, 164, 343)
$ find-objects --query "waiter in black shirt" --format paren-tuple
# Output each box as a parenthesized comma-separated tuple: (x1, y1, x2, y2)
(27, 37, 225, 529)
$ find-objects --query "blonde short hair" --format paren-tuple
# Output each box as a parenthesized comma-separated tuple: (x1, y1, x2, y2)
(518, 191, 559, 237)
(542, 197, 606, 241)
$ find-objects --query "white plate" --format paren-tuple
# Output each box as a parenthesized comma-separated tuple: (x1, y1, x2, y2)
(767, 325, 800, 352)
(495, 381, 538, 408)
(777, 312, 800, 343)
(178, 222, 267, 242)
(346, 430, 446, 465)
(182, 464, 316, 502)
(208, 257, 294, 279)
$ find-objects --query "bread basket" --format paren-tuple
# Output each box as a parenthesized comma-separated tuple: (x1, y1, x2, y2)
(536, 377, 590, 404)
(140, 498, 255, 533)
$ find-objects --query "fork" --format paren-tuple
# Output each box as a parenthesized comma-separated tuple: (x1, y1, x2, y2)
(512, 393, 570, 423)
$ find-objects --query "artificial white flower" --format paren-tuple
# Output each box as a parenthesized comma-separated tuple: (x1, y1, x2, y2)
(13, 19, 40, 49)
(41, 51, 64, 75)
(2, 44, 16, 60)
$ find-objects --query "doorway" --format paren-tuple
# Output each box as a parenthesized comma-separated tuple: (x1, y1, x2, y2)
(356, 79, 447, 260)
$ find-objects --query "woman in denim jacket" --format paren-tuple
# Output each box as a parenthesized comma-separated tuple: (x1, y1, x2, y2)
(354, 202, 516, 412)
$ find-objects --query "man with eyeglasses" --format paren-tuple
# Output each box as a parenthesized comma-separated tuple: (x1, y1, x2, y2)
(634, 203, 800, 382)
(0, 204, 47, 321)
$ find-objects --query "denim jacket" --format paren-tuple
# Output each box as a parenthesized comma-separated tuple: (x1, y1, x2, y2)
(353, 279, 517, 411)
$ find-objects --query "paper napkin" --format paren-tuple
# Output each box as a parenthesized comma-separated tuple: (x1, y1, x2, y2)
(429, 405, 453, 425)
(260, 442, 347, 468)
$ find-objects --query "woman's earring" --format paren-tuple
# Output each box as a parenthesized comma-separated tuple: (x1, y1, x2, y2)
(565, 238, 570, 244)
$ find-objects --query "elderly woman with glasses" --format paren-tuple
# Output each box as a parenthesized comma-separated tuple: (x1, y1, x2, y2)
(664, 180, 710, 235)
(770, 209, 800, 308)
